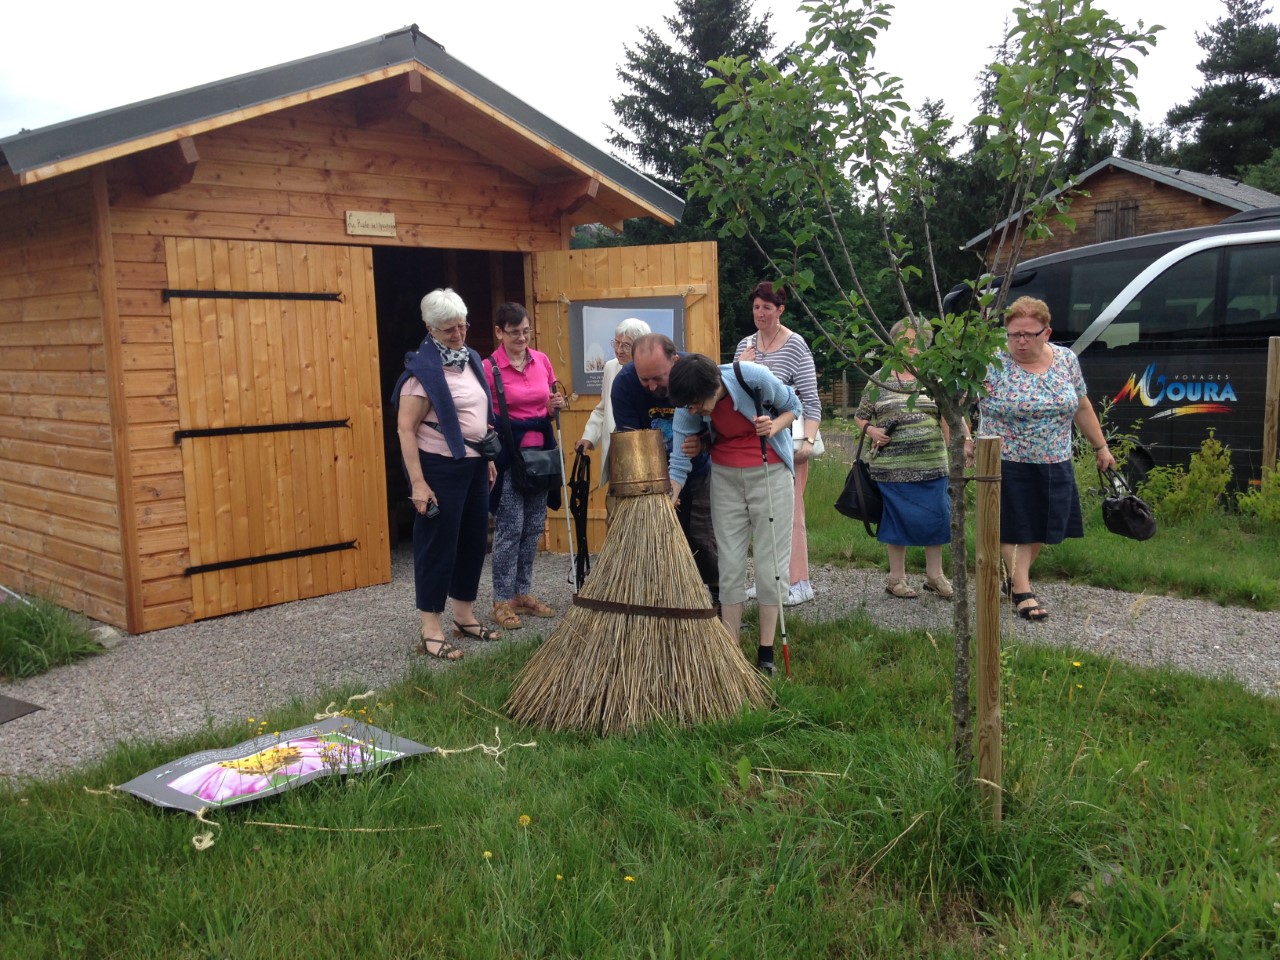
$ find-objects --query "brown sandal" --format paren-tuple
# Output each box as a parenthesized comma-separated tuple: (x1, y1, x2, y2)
(492, 601, 522, 629)
(418, 635, 464, 661)
(514, 594, 555, 618)
(884, 577, 918, 599)
(454, 622, 502, 642)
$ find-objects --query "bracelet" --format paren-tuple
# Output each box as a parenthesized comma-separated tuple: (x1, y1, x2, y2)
(1093, 443, 1108, 451)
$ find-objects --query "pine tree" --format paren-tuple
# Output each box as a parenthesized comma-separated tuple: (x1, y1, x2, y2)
(1167, 0, 1280, 175)
(609, 0, 775, 190)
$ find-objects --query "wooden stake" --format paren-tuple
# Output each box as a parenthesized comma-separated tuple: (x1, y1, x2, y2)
(974, 437, 1003, 824)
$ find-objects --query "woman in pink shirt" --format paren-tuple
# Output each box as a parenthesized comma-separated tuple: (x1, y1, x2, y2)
(485, 303, 565, 630)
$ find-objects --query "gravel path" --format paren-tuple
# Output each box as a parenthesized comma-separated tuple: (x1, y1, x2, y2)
(3, 544, 1278, 786)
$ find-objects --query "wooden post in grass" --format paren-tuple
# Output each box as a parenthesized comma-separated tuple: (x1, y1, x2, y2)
(1264, 338, 1279, 475)
(974, 437, 1003, 823)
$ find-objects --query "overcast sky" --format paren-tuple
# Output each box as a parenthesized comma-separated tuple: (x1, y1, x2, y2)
(0, 1, 1255, 158)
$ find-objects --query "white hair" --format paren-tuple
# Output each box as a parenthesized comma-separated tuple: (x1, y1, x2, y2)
(420, 288, 468, 330)
(614, 317, 651, 340)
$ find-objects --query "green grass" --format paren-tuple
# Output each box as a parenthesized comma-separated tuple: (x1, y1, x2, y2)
(2, 623, 1277, 959)
(0, 593, 101, 679)
(808, 438, 1280, 611)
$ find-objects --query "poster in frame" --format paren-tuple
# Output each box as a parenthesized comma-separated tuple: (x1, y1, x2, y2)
(568, 296, 686, 395)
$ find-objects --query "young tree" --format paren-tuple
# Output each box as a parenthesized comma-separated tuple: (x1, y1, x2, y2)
(1167, 0, 1280, 175)
(686, 0, 1157, 771)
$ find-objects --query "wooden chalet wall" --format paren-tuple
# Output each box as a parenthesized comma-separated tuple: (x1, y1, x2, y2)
(0, 171, 128, 624)
(531, 242, 720, 554)
(987, 169, 1236, 272)
(101, 94, 566, 631)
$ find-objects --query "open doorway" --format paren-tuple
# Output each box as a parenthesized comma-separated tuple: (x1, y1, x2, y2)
(371, 246, 525, 547)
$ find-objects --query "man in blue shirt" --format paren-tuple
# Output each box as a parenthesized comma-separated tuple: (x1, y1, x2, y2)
(612, 334, 719, 608)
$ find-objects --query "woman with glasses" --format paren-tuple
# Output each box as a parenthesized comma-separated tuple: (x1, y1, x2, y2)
(391, 288, 501, 661)
(575, 317, 651, 489)
(485, 302, 566, 630)
(977, 296, 1116, 622)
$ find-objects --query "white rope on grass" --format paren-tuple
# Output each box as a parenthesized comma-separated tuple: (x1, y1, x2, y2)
(434, 726, 537, 770)
(313, 690, 378, 719)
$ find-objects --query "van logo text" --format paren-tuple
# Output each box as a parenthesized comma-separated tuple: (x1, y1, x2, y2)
(1112, 364, 1235, 420)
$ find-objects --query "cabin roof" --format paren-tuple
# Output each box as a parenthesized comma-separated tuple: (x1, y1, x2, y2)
(0, 24, 682, 224)
(963, 156, 1280, 250)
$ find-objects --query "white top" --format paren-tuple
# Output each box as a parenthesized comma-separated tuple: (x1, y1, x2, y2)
(578, 358, 623, 487)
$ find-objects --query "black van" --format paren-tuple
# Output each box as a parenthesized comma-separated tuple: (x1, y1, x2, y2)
(945, 209, 1280, 488)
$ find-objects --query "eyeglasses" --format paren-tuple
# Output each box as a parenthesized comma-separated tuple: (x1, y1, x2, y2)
(612, 338, 634, 352)
(438, 322, 469, 336)
(1006, 326, 1047, 342)
(504, 327, 532, 340)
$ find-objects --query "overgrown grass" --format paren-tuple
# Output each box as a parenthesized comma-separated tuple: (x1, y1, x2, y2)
(2, 622, 1276, 958)
(0, 593, 101, 679)
(808, 438, 1280, 611)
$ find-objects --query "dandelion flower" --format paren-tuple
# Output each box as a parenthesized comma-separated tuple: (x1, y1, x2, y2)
(484, 850, 493, 860)
(247, 717, 255, 723)
(556, 874, 563, 881)
(1072, 661, 1082, 668)
(624, 876, 635, 883)
(518, 814, 531, 828)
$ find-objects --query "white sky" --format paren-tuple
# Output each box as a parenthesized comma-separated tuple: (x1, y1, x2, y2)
(0, 1, 1255, 157)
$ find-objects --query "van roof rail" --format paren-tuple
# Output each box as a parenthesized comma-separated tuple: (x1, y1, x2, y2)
(1220, 206, 1280, 224)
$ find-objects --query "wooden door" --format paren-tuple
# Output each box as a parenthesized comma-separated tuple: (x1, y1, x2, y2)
(530, 241, 719, 554)
(165, 238, 390, 619)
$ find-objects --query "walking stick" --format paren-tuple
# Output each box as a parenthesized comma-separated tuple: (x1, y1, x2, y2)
(759, 431, 791, 678)
(551, 381, 576, 581)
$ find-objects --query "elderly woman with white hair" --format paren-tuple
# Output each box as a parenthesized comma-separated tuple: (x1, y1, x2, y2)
(391, 287, 501, 661)
(853, 319, 956, 600)
(575, 316, 651, 488)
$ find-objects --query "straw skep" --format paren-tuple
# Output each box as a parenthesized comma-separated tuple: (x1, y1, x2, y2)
(506, 465, 771, 735)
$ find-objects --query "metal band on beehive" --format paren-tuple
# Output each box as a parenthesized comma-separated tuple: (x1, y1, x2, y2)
(606, 429, 671, 497)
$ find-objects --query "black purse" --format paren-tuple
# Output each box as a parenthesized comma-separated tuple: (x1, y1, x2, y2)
(1098, 468, 1157, 541)
(834, 423, 885, 536)
(489, 358, 562, 494)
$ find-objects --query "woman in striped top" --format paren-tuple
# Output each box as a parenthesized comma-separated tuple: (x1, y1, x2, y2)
(734, 281, 822, 606)
(854, 320, 954, 600)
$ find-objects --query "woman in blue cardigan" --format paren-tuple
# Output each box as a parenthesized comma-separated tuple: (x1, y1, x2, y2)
(392, 288, 501, 661)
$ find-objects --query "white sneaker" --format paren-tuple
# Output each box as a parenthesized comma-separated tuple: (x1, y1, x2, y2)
(745, 583, 758, 601)
(783, 582, 814, 606)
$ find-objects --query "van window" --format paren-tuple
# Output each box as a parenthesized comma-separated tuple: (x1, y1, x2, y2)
(1100, 249, 1218, 348)
(1224, 242, 1280, 338)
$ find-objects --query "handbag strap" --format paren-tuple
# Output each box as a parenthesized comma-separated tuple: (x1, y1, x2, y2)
(1099, 466, 1130, 496)
(489, 357, 519, 453)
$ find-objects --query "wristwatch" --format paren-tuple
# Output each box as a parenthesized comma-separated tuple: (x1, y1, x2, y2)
(803, 437, 815, 445)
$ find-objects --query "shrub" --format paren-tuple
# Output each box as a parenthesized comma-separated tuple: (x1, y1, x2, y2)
(1237, 467, 1280, 523)
(1138, 433, 1233, 525)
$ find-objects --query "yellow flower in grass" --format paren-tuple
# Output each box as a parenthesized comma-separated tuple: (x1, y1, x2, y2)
(555, 874, 563, 881)
(1072, 661, 1082, 668)
(518, 814, 531, 828)
(624, 876, 635, 883)
(483, 850, 493, 860)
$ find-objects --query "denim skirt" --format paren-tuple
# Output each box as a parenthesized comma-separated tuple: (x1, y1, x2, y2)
(1000, 459, 1084, 545)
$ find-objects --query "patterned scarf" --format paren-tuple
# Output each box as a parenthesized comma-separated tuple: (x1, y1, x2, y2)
(433, 337, 470, 372)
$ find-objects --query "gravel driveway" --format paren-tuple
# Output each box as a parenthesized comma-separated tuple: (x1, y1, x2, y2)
(3, 544, 1277, 785)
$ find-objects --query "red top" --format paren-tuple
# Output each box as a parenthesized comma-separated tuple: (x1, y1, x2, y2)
(709, 394, 782, 468)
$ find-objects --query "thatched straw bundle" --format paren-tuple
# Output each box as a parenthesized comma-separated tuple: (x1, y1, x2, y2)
(506, 438, 771, 735)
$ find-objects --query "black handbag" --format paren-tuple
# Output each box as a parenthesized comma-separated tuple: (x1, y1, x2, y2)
(1099, 468, 1157, 541)
(489, 358, 562, 494)
(834, 423, 884, 536)
(425, 421, 502, 461)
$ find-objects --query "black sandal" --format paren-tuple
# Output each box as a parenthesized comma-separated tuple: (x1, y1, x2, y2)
(418, 635, 464, 660)
(453, 622, 502, 642)
(1011, 592, 1049, 622)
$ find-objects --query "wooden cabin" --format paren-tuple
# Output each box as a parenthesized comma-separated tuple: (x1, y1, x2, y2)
(0, 26, 719, 632)
(966, 156, 1280, 273)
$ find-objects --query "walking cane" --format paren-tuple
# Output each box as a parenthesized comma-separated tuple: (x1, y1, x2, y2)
(551, 381, 576, 582)
(759, 430, 791, 678)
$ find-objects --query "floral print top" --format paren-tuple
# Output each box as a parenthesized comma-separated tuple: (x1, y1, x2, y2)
(977, 344, 1085, 464)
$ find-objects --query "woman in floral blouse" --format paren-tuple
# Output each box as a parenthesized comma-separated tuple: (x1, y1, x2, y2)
(977, 297, 1116, 621)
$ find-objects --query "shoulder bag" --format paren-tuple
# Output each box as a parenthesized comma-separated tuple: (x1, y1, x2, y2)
(490, 358, 562, 493)
(1098, 468, 1157, 541)
(834, 423, 885, 536)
